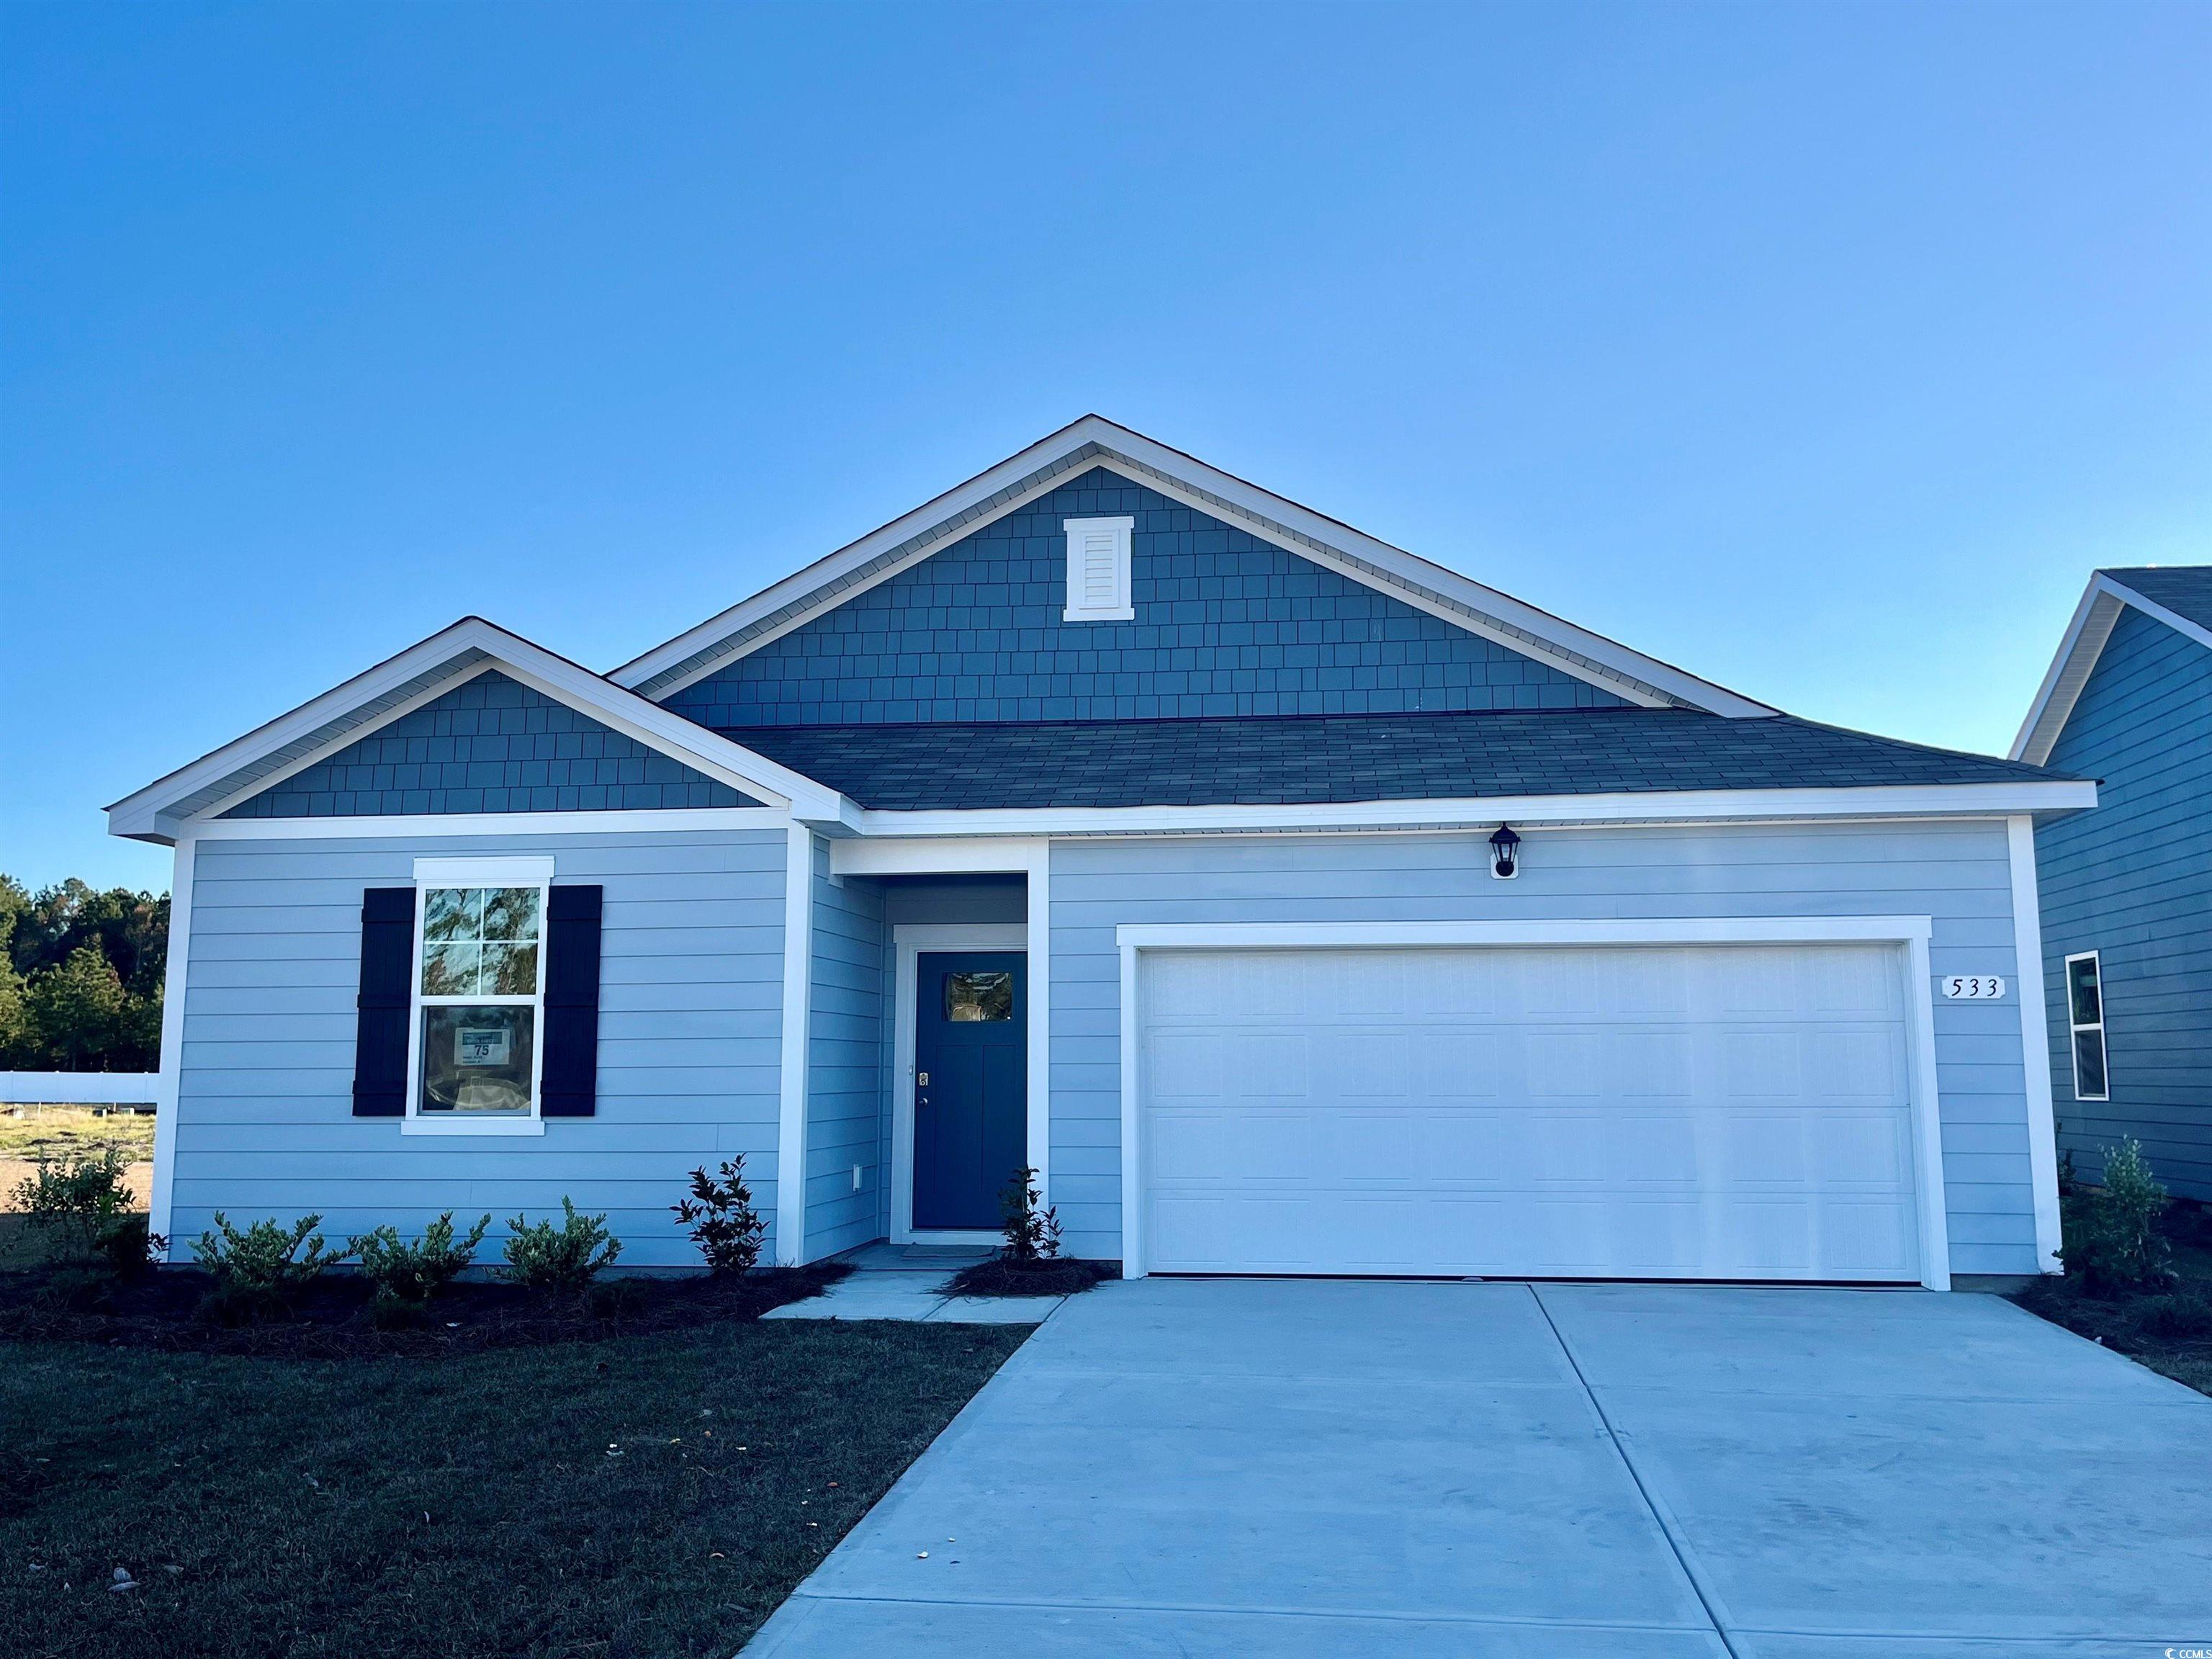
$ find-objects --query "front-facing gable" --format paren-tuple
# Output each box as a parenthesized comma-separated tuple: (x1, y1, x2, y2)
(662, 467, 1630, 727)
(222, 669, 760, 817)
(614, 416, 1780, 718)
(2013, 565, 2212, 765)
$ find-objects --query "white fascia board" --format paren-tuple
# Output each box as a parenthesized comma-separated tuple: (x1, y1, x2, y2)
(186, 806, 787, 842)
(609, 415, 1779, 717)
(2010, 573, 2212, 765)
(844, 780, 2098, 839)
(106, 617, 855, 844)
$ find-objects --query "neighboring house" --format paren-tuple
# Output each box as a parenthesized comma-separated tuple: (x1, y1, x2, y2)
(2013, 566, 2212, 1200)
(109, 418, 2095, 1289)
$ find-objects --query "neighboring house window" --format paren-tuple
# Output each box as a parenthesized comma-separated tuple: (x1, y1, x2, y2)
(2065, 950, 2108, 1102)
(1063, 516, 1135, 621)
(410, 859, 554, 1122)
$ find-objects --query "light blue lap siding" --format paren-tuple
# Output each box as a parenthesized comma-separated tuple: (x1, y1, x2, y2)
(172, 829, 789, 1267)
(1048, 821, 2041, 1277)
(664, 467, 1628, 727)
(2035, 605, 2212, 1198)
(806, 843, 890, 1258)
(223, 670, 761, 817)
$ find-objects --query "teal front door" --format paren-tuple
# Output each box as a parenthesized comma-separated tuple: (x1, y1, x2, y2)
(912, 952, 1027, 1231)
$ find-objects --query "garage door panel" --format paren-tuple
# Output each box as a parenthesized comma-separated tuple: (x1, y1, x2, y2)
(1138, 944, 1924, 1282)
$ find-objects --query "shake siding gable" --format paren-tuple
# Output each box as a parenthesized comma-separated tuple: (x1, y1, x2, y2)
(2035, 605, 2212, 1197)
(1048, 819, 2043, 1277)
(662, 467, 1629, 727)
(223, 669, 761, 818)
(171, 829, 791, 1267)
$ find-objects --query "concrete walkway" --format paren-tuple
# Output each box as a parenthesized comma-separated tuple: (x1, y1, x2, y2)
(760, 1243, 1064, 1325)
(743, 1277, 2212, 1658)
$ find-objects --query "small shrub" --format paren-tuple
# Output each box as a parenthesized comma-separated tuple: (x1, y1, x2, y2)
(2059, 1138, 2174, 1298)
(997, 1166, 1061, 1264)
(2126, 1289, 2212, 1343)
(672, 1157, 766, 1275)
(11, 1147, 138, 1265)
(498, 1198, 621, 1292)
(350, 1212, 491, 1318)
(191, 1213, 343, 1322)
(94, 1212, 167, 1277)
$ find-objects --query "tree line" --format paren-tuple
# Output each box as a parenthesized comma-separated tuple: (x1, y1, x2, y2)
(0, 876, 168, 1072)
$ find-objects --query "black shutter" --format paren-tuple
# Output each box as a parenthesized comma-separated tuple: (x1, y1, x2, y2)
(541, 884, 603, 1118)
(352, 887, 415, 1116)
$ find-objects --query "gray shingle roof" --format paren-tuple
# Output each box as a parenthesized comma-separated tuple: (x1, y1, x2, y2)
(712, 709, 2077, 811)
(2106, 566, 2212, 632)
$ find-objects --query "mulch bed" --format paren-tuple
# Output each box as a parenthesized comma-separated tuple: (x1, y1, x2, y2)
(0, 1261, 849, 1359)
(2008, 1195, 2212, 1398)
(945, 1256, 1114, 1298)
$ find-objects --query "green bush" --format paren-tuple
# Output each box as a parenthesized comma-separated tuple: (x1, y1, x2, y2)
(191, 1213, 343, 1321)
(349, 1212, 491, 1320)
(672, 1157, 765, 1274)
(9, 1146, 162, 1270)
(498, 1198, 621, 1292)
(997, 1165, 1061, 1264)
(2126, 1289, 2212, 1342)
(2059, 1138, 2174, 1298)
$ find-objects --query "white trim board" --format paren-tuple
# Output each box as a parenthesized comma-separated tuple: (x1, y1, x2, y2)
(149, 837, 194, 1256)
(2012, 570, 2212, 765)
(890, 923, 1028, 1246)
(186, 807, 787, 841)
(848, 781, 2097, 840)
(107, 616, 859, 845)
(1114, 915, 1952, 1292)
(608, 415, 1776, 717)
(2007, 815, 2064, 1274)
(775, 826, 816, 1265)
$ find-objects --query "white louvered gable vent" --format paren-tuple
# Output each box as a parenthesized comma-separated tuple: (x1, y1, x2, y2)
(1062, 516, 1135, 621)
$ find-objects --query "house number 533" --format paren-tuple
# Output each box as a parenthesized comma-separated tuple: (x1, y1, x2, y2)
(1942, 975, 2007, 999)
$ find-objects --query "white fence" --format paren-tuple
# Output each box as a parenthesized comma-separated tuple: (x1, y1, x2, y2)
(0, 1071, 161, 1106)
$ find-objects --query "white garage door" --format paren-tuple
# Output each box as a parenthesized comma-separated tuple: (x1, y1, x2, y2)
(1138, 943, 1925, 1282)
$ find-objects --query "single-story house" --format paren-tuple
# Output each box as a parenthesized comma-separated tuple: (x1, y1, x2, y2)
(2013, 565, 2211, 1198)
(111, 417, 2097, 1288)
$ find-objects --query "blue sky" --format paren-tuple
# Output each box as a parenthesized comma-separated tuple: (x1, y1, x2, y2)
(4, 3, 2207, 893)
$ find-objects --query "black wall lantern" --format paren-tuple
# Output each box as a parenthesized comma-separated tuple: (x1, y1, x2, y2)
(1488, 823, 1521, 881)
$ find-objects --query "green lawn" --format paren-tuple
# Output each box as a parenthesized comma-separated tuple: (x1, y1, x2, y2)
(1, 1318, 1028, 1659)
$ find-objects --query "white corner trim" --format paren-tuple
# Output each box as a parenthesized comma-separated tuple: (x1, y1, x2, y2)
(2008, 815, 2064, 1274)
(889, 923, 1029, 1244)
(412, 855, 557, 884)
(1062, 515, 1135, 621)
(775, 825, 815, 1266)
(1115, 914, 1952, 1292)
(148, 838, 194, 1258)
(607, 415, 1776, 716)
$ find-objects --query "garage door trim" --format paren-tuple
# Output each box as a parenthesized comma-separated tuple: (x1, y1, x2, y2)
(1116, 917, 1949, 1290)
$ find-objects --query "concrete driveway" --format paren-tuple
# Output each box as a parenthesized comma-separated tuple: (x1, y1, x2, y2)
(743, 1279, 2212, 1657)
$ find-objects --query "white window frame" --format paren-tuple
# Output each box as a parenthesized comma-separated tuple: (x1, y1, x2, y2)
(402, 855, 555, 1137)
(2064, 950, 2109, 1103)
(1062, 516, 1135, 621)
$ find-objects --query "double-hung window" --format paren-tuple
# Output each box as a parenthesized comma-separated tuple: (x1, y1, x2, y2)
(2064, 950, 2108, 1102)
(407, 858, 553, 1133)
